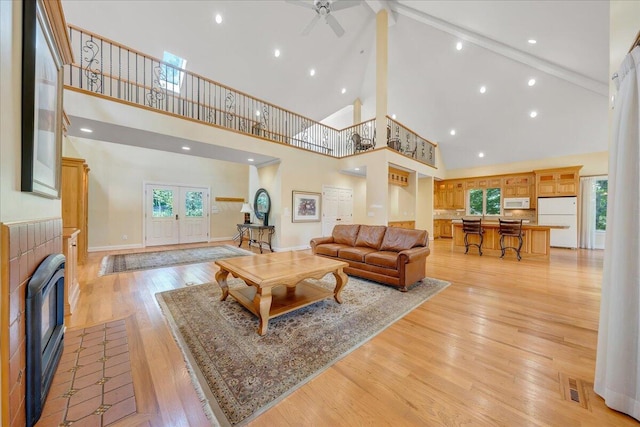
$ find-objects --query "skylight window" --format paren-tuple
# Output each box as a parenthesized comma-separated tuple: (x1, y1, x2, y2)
(160, 51, 187, 94)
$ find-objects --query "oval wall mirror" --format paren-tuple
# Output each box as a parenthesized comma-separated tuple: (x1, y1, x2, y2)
(254, 188, 271, 226)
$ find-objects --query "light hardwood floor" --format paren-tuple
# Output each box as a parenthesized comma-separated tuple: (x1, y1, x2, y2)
(63, 240, 638, 426)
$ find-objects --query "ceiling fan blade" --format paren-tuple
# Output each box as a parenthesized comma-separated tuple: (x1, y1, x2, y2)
(325, 13, 345, 37)
(329, 0, 359, 12)
(285, 0, 317, 10)
(302, 14, 321, 35)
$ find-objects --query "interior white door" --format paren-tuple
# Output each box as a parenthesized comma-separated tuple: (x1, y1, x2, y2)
(145, 184, 210, 246)
(322, 186, 353, 236)
(178, 187, 209, 244)
(146, 184, 179, 246)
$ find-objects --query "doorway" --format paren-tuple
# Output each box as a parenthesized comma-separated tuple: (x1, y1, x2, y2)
(145, 184, 210, 246)
(322, 185, 353, 236)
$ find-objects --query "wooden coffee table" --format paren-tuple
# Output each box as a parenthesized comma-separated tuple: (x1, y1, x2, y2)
(214, 252, 349, 335)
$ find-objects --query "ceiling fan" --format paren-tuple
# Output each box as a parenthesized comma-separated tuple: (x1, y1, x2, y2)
(286, 0, 360, 38)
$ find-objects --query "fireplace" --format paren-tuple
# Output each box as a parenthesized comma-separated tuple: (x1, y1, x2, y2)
(26, 253, 65, 427)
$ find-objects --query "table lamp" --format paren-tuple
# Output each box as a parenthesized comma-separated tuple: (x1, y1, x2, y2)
(240, 203, 252, 224)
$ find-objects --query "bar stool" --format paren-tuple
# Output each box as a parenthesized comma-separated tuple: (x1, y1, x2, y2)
(462, 218, 483, 255)
(499, 219, 523, 261)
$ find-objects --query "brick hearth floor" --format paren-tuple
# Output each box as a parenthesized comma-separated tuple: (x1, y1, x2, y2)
(36, 319, 137, 426)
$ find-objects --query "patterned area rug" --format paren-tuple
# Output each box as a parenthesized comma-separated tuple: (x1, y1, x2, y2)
(99, 245, 253, 276)
(156, 274, 450, 426)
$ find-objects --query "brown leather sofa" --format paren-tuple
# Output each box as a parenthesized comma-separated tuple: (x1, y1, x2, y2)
(310, 224, 430, 291)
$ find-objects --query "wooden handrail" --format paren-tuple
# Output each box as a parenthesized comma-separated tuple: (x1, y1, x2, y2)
(386, 115, 437, 148)
(68, 24, 342, 132)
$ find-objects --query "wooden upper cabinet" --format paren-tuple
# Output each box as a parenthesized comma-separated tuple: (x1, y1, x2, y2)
(62, 157, 90, 263)
(503, 173, 535, 199)
(433, 180, 465, 209)
(388, 167, 410, 187)
(534, 166, 582, 198)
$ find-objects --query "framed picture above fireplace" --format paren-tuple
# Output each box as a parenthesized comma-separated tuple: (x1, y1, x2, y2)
(21, 0, 65, 198)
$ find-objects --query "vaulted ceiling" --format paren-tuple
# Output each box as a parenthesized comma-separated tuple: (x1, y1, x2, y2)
(61, 0, 610, 171)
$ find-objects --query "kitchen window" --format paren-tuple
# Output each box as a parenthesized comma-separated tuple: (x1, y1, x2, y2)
(468, 188, 501, 216)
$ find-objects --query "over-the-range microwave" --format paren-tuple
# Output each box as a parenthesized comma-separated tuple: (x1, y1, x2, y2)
(503, 197, 530, 209)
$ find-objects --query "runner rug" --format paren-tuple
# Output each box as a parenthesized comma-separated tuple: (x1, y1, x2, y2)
(99, 245, 253, 276)
(156, 274, 450, 426)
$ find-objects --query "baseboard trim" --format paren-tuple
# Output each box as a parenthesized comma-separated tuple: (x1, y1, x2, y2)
(89, 243, 144, 252)
(209, 236, 234, 242)
(274, 245, 310, 252)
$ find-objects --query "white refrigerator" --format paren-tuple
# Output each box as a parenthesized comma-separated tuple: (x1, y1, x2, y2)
(537, 197, 578, 248)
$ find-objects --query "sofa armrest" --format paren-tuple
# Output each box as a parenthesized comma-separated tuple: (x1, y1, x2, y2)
(398, 246, 430, 264)
(310, 236, 334, 252)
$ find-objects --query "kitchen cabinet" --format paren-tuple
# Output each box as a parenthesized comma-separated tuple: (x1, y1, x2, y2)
(388, 220, 415, 229)
(433, 219, 453, 238)
(503, 174, 535, 204)
(534, 166, 581, 197)
(434, 180, 465, 210)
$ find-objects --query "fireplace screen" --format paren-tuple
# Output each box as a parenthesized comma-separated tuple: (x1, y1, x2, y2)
(26, 253, 65, 427)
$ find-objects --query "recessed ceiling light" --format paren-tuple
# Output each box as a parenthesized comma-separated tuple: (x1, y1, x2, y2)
(480, 85, 487, 94)
(528, 39, 537, 44)
(528, 78, 536, 86)
(274, 49, 280, 58)
(215, 14, 222, 24)
(248, 158, 254, 162)
(355, 167, 360, 171)
(182, 146, 190, 150)
(530, 111, 538, 118)
(309, 69, 315, 77)
(478, 152, 485, 158)
(79, 127, 93, 133)
(392, 114, 396, 119)
(256, 110, 260, 116)
(450, 129, 456, 136)
(456, 41, 463, 51)
(341, 88, 346, 94)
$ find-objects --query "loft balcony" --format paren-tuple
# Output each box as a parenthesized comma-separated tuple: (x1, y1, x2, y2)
(64, 25, 437, 168)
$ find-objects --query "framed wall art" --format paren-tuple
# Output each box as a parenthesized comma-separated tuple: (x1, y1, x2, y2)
(292, 191, 321, 223)
(21, 0, 64, 198)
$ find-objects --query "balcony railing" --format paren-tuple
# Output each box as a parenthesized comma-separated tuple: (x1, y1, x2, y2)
(64, 25, 436, 167)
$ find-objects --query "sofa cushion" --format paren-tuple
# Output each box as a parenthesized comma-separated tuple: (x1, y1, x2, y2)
(315, 243, 349, 257)
(354, 225, 387, 249)
(332, 224, 361, 246)
(365, 251, 399, 269)
(379, 228, 427, 252)
(338, 246, 378, 262)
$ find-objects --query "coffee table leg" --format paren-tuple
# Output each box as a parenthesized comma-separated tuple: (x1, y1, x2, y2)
(253, 287, 272, 336)
(215, 268, 230, 301)
(332, 268, 348, 304)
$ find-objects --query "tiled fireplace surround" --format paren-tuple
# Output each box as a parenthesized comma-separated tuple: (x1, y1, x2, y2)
(1, 218, 63, 427)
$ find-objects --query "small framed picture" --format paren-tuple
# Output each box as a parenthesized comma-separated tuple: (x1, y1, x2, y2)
(292, 191, 321, 223)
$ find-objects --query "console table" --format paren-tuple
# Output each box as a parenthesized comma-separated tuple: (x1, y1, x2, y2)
(237, 224, 275, 253)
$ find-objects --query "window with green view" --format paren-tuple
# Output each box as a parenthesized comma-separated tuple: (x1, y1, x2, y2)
(468, 188, 501, 216)
(153, 189, 173, 217)
(185, 191, 203, 217)
(595, 179, 608, 231)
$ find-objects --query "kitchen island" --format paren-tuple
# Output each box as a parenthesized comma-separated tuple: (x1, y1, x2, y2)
(452, 221, 562, 259)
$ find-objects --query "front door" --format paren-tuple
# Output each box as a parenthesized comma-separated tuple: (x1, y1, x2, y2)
(145, 184, 209, 246)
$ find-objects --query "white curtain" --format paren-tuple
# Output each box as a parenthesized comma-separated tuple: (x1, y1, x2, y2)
(594, 47, 640, 421)
(579, 176, 598, 249)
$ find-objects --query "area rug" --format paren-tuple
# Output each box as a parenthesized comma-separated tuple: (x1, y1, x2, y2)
(98, 245, 253, 276)
(156, 274, 450, 426)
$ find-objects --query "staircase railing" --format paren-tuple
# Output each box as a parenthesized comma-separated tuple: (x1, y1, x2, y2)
(64, 25, 436, 166)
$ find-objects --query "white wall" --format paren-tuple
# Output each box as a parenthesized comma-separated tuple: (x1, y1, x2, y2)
(63, 137, 250, 249)
(444, 151, 608, 179)
(0, 0, 61, 223)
